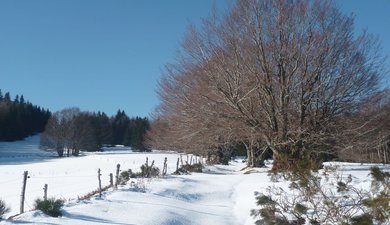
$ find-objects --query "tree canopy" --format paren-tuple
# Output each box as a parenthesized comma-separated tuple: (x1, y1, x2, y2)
(146, 0, 388, 168)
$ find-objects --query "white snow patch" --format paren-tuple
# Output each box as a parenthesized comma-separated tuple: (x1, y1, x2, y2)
(1, 136, 389, 224)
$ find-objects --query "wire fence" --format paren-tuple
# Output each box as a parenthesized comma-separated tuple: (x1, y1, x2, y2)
(0, 153, 203, 217)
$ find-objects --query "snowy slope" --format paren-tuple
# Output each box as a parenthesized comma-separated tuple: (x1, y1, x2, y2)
(1, 137, 389, 225)
(0, 135, 57, 164)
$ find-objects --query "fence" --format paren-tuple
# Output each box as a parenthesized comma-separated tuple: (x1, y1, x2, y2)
(0, 153, 204, 218)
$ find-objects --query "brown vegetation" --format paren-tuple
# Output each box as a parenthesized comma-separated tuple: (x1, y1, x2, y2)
(146, 0, 387, 169)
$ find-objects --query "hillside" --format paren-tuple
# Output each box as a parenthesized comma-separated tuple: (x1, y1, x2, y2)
(0, 137, 389, 225)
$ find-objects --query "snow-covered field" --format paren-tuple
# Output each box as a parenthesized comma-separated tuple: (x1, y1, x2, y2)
(0, 136, 389, 225)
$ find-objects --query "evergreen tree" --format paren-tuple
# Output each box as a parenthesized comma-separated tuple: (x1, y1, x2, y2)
(14, 95, 19, 103)
(4, 92, 11, 102)
(20, 95, 25, 104)
(111, 110, 130, 145)
(0, 90, 51, 141)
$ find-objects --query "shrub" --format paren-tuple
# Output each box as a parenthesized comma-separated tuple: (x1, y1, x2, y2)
(0, 199, 10, 219)
(173, 163, 203, 175)
(119, 169, 133, 184)
(252, 166, 390, 225)
(34, 197, 64, 217)
(140, 164, 160, 178)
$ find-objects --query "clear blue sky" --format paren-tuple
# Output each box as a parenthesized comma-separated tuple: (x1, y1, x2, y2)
(0, 0, 389, 117)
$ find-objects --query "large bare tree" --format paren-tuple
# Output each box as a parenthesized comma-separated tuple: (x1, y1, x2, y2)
(147, 0, 385, 169)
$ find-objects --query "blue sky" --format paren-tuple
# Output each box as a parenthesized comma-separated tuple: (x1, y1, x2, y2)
(0, 0, 389, 117)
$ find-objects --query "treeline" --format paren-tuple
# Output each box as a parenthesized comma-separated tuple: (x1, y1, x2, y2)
(0, 89, 51, 141)
(40, 108, 149, 157)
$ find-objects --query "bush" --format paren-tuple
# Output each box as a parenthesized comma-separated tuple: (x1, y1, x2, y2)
(252, 166, 390, 225)
(118, 163, 160, 183)
(140, 164, 160, 178)
(34, 198, 64, 217)
(173, 163, 203, 175)
(0, 199, 10, 219)
(119, 169, 133, 184)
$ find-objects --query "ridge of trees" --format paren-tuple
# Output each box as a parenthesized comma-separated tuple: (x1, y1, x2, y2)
(0, 89, 51, 141)
(145, 0, 389, 168)
(40, 108, 150, 156)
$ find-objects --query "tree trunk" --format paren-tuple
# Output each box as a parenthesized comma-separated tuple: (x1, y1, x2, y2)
(272, 145, 322, 171)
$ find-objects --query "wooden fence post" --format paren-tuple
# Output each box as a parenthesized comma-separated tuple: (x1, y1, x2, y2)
(180, 154, 183, 166)
(115, 164, 120, 189)
(176, 157, 180, 172)
(20, 171, 28, 214)
(109, 173, 113, 187)
(163, 157, 167, 175)
(148, 160, 155, 177)
(98, 169, 102, 198)
(43, 184, 48, 201)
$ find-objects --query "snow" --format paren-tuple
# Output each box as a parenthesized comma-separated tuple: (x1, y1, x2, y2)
(1, 136, 389, 224)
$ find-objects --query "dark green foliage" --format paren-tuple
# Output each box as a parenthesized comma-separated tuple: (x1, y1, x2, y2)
(140, 164, 160, 178)
(273, 151, 323, 172)
(253, 208, 290, 225)
(112, 111, 150, 151)
(350, 213, 373, 225)
(251, 192, 286, 225)
(173, 163, 203, 175)
(309, 219, 320, 225)
(363, 192, 390, 223)
(181, 163, 203, 173)
(0, 89, 51, 141)
(255, 194, 275, 206)
(253, 166, 390, 225)
(34, 198, 64, 217)
(4, 92, 10, 102)
(337, 181, 348, 192)
(119, 169, 133, 184)
(366, 166, 390, 223)
(0, 199, 10, 219)
(293, 203, 307, 215)
(370, 166, 390, 183)
(111, 110, 130, 145)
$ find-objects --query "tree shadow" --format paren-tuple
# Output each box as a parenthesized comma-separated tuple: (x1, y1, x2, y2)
(62, 212, 134, 225)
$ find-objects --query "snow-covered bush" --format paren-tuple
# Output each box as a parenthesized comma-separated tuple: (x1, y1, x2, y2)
(140, 164, 160, 178)
(129, 178, 148, 193)
(0, 199, 10, 219)
(173, 163, 203, 175)
(119, 164, 159, 185)
(251, 166, 390, 225)
(119, 169, 134, 185)
(34, 198, 64, 217)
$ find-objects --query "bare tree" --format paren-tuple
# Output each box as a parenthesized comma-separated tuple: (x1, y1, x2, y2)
(40, 115, 64, 156)
(338, 89, 390, 163)
(40, 107, 81, 156)
(147, 0, 385, 169)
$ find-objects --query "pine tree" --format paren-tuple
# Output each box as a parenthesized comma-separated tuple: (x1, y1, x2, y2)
(4, 92, 11, 102)
(20, 95, 25, 104)
(0, 91, 51, 141)
(14, 95, 19, 103)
